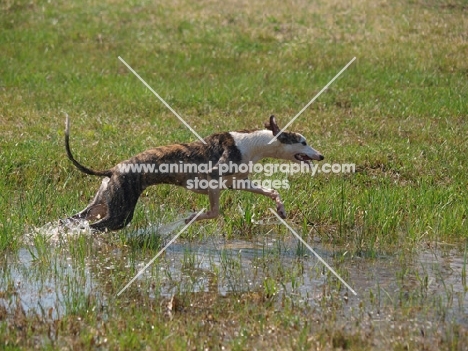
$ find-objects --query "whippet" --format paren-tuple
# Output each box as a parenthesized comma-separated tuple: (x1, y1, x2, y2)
(64, 115, 324, 231)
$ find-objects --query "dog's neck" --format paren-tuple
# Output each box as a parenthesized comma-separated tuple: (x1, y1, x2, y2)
(229, 130, 283, 163)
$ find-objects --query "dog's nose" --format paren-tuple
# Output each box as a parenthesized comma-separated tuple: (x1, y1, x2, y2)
(318, 155, 324, 161)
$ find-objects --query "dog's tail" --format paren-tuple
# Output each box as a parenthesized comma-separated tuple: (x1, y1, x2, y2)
(64, 114, 113, 177)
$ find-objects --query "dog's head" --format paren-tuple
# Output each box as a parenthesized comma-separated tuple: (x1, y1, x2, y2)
(265, 115, 324, 165)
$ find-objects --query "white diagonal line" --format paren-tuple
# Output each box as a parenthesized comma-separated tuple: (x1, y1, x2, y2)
(268, 57, 356, 144)
(118, 56, 207, 144)
(116, 208, 205, 296)
(268, 208, 357, 295)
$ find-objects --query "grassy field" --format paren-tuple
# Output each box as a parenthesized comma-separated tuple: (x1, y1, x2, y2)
(1, 0, 467, 349)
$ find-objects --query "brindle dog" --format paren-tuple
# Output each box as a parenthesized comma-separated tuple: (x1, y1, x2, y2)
(64, 115, 324, 231)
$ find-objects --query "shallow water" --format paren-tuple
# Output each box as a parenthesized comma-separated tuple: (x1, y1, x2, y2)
(1, 221, 467, 328)
(1, 248, 94, 319)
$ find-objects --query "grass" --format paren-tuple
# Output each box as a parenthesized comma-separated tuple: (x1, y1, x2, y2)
(1, 0, 468, 349)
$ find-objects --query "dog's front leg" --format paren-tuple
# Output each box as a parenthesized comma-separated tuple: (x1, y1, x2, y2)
(185, 185, 221, 223)
(238, 178, 287, 219)
(185, 154, 232, 224)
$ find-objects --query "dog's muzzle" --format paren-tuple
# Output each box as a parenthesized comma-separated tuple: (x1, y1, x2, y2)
(294, 153, 324, 163)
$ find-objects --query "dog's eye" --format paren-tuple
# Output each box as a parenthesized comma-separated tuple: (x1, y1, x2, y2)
(301, 141, 307, 146)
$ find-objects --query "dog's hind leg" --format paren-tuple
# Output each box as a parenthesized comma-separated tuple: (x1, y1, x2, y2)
(237, 178, 287, 219)
(69, 177, 110, 222)
(67, 176, 139, 231)
(89, 204, 137, 231)
(89, 176, 142, 231)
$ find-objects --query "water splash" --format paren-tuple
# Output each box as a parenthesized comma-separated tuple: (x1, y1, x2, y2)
(25, 218, 93, 245)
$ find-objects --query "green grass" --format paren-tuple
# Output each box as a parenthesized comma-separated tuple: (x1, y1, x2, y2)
(1, 0, 468, 349)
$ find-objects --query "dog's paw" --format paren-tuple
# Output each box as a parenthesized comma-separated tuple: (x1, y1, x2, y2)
(185, 209, 219, 223)
(185, 214, 196, 224)
(277, 205, 287, 219)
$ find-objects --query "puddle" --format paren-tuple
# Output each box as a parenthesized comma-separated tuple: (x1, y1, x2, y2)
(1, 222, 467, 328)
(346, 246, 468, 325)
(0, 248, 95, 319)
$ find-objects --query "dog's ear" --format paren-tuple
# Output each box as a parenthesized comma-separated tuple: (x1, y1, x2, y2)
(264, 115, 280, 136)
